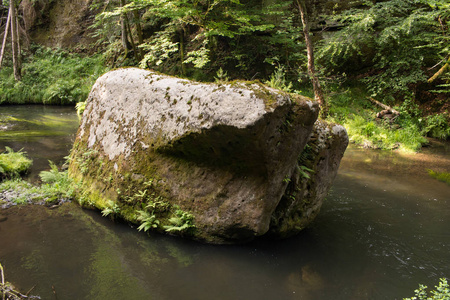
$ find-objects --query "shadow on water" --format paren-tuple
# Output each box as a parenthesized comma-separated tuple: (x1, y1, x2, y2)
(0, 105, 449, 300)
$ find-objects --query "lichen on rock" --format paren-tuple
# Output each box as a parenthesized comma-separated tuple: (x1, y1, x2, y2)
(69, 68, 348, 244)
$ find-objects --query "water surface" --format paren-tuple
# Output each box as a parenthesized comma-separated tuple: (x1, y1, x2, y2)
(0, 105, 79, 180)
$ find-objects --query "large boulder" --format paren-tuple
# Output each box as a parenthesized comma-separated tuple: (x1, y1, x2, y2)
(69, 68, 348, 244)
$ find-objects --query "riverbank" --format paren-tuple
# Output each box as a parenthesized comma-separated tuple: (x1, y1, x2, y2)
(0, 46, 107, 105)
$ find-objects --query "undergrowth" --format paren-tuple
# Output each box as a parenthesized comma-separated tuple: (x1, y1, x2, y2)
(0, 161, 76, 206)
(325, 83, 448, 153)
(403, 278, 450, 300)
(0, 45, 108, 105)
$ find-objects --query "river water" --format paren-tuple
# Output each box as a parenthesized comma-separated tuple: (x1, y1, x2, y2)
(0, 106, 449, 300)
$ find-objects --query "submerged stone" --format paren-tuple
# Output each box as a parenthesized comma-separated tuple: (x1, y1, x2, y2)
(69, 68, 348, 244)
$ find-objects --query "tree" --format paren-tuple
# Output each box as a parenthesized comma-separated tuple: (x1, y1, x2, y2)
(296, 0, 327, 116)
(0, 0, 21, 80)
(0, 4, 11, 68)
(316, 0, 450, 101)
(10, 0, 21, 80)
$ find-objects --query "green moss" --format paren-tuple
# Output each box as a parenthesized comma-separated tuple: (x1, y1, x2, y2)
(68, 141, 197, 237)
(428, 169, 450, 185)
(0, 147, 33, 178)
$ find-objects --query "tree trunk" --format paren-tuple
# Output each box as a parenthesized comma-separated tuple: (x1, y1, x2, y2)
(133, 10, 143, 45)
(297, 0, 327, 117)
(10, 0, 21, 81)
(179, 28, 186, 76)
(0, 7, 11, 69)
(428, 59, 449, 83)
(132, 9, 144, 59)
(15, 6, 21, 71)
(124, 15, 140, 61)
(120, 0, 131, 53)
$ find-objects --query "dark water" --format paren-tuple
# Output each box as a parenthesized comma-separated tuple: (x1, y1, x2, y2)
(0, 106, 449, 300)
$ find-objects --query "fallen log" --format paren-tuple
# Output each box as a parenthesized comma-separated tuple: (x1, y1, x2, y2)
(369, 98, 400, 115)
(428, 60, 449, 83)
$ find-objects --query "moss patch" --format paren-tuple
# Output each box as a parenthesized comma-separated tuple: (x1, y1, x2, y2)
(0, 147, 33, 179)
(428, 169, 450, 185)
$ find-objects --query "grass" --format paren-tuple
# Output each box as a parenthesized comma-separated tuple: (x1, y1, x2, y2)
(0, 147, 33, 178)
(0, 45, 108, 105)
(324, 84, 438, 153)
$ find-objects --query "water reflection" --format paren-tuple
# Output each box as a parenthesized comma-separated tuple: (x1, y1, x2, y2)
(0, 105, 79, 181)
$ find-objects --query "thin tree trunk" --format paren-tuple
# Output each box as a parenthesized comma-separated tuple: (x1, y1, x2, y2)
(120, 0, 131, 53)
(297, 0, 327, 116)
(179, 28, 186, 75)
(121, 18, 130, 52)
(15, 6, 21, 70)
(124, 15, 140, 61)
(0, 7, 11, 69)
(10, 0, 21, 81)
(133, 10, 143, 45)
(133, 9, 144, 59)
(428, 60, 449, 83)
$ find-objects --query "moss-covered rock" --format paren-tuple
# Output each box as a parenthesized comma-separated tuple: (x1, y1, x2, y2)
(268, 120, 348, 237)
(69, 68, 347, 244)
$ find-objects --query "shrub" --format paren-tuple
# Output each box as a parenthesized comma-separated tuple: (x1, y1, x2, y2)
(403, 278, 450, 300)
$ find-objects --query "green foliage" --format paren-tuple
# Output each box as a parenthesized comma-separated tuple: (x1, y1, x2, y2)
(38, 162, 77, 203)
(94, 0, 298, 79)
(76, 101, 87, 118)
(422, 114, 450, 140)
(0, 161, 76, 205)
(317, 0, 449, 100)
(136, 210, 160, 232)
(298, 165, 314, 180)
(265, 66, 293, 92)
(0, 147, 32, 178)
(342, 114, 427, 152)
(164, 208, 195, 233)
(404, 278, 450, 300)
(0, 45, 107, 105)
(394, 96, 450, 140)
(214, 67, 229, 83)
(101, 200, 121, 217)
(428, 170, 450, 185)
(326, 85, 429, 152)
(73, 148, 99, 175)
(39, 160, 65, 183)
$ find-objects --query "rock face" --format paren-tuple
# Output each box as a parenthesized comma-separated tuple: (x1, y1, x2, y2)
(69, 68, 348, 244)
(21, 0, 96, 49)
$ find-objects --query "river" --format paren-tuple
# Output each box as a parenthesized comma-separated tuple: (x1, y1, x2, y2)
(0, 105, 449, 299)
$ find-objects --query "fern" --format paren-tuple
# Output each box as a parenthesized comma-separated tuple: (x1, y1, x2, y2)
(39, 161, 62, 183)
(164, 209, 195, 233)
(136, 210, 160, 232)
(101, 200, 121, 217)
